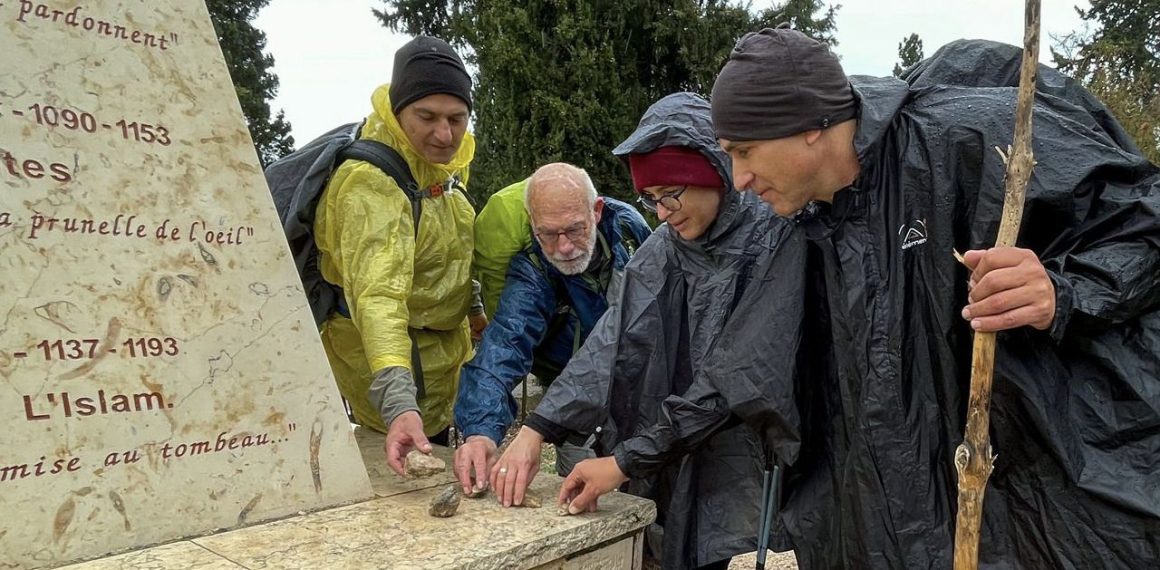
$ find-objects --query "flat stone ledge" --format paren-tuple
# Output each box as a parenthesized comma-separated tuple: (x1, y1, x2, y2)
(58, 475, 653, 570)
(57, 431, 655, 570)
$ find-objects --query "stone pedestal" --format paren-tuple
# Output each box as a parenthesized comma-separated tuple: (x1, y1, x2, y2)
(1, 1, 371, 567)
(57, 429, 656, 570)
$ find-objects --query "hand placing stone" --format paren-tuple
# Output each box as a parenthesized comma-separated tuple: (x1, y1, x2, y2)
(517, 489, 542, 509)
(557, 500, 573, 517)
(429, 485, 461, 518)
(405, 450, 447, 478)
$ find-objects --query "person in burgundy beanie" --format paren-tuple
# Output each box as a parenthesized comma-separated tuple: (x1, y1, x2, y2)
(493, 92, 798, 570)
(627, 145, 725, 241)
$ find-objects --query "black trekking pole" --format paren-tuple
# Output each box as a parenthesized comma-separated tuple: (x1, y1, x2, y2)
(755, 455, 781, 570)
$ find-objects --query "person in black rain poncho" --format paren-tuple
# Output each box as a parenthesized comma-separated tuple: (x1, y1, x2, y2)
(557, 31, 1160, 569)
(490, 92, 797, 570)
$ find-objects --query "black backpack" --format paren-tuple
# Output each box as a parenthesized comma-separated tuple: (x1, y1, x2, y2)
(265, 123, 430, 397)
(265, 122, 422, 326)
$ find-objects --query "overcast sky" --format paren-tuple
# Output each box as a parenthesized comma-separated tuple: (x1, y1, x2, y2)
(255, 0, 1091, 144)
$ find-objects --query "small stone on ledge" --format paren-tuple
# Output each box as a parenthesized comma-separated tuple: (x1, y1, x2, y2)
(429, 485, 461, 518)
(405, 450, 446, 478)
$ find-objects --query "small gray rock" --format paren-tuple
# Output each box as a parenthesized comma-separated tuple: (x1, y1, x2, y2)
(557, 500, 574, 516)
(464, 486, 488, 499)
(405, 450, 446, 478)
(518, 490, 543, 509)
(429, 485, 461, 518)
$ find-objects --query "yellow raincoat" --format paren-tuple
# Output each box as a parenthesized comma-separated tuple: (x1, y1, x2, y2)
(315, 84, 476, 436)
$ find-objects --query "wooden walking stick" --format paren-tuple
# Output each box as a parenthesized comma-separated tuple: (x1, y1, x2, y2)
(952, 1, 1041, 568)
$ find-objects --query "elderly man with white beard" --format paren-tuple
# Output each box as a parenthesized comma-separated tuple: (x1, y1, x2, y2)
(452, 162, 651, 496)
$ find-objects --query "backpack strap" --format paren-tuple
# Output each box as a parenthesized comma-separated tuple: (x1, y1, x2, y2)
(448, 175, 475, 208)
(339, 139, 423, 236)
(335, 138, 427, 398)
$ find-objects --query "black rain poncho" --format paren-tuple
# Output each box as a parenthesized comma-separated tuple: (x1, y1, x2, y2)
(609, 41, 1160, 569)
(525, 92, 796, 569)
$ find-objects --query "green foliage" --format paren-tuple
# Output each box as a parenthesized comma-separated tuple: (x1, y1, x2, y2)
(1053, 0, 1159, 163)
(893, 33, 924, 77)
(206, 0, 295, 167)
(374, 0, 840, 203)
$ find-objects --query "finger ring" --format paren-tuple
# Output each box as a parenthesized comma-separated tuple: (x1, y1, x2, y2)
(499, 467, 508, 474)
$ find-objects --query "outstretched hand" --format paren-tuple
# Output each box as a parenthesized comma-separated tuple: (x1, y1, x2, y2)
(490, 427, 543, 507)
(557, 457, 628, 515)
(385, 411, 431, 476)
(454, 435, 497, 495)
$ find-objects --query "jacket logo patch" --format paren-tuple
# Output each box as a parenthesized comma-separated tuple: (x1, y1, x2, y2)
(899, 219, 928, 250)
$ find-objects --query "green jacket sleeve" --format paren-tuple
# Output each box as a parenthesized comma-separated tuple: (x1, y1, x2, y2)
(473, 179, 533, 317)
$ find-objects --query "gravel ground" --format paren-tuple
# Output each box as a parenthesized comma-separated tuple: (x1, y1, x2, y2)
(640, 550, 797, 569)
(728, 551, 798, 569)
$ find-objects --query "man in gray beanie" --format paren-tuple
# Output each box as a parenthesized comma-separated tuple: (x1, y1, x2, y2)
(314, 35, 488, 477)
(561, 30, 1160, 569)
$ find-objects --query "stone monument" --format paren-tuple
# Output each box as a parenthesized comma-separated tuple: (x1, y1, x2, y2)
(0, 1, 372, 568)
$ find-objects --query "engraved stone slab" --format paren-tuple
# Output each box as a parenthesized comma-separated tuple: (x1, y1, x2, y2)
(191, 475, 656, 570)
(0, 1, 372, 567)
(53, 475, 656, 570)
(47, 542, 243, 570)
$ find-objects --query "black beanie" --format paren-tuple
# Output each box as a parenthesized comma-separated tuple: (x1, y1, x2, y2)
(711, 26, 856, 141)
(390, 36, 473, 115)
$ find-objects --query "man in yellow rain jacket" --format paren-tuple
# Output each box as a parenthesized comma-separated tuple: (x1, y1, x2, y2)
(314, 36, 481, 475)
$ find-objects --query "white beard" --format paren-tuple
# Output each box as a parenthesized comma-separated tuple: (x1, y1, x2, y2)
(546, 223, 598, 275)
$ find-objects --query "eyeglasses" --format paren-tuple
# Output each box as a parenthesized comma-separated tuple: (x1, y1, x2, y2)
(637, 186, 687, 213)
(534, 223, 588, 246)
